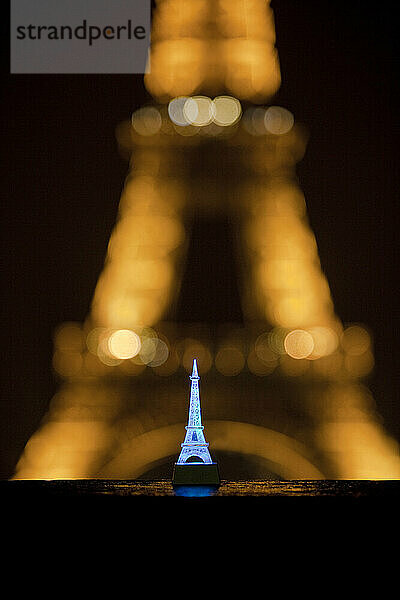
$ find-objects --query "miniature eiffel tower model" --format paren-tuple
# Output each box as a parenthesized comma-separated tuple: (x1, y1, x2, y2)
(173, 359, 219, 484)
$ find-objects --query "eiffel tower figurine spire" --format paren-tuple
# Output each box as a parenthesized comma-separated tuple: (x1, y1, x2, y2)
(172, 359, 220, 485)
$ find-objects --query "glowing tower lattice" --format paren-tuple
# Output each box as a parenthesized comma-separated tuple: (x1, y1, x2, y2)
(177, 359, 212, 464)
(173, 359, 219, 484)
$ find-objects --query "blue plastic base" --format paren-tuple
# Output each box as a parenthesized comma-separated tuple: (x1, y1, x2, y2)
(172, 462, 220, 485)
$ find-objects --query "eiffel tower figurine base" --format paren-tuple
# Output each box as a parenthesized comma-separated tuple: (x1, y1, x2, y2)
(172, 462, 220, 485)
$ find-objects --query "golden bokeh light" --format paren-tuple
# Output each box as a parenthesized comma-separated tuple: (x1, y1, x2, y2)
(284, 329, 315, 359)
(97, 335, 123, 367)
(341, 325, 371, 356)
(108, 329, 141, 360)
(152, 347, 180, 376)
(344, 351, 374, 378)
(168, 96, 191, 126)
(308, 326, 339, 359)
(242, 107, 268, 136)
(247, 348, 277, 376)
(86, 327, 106, 355)
(136, 332, 170, 368)
(212, 96, 242, 126)
(168, 94, 242, 129)
(131, 107, 162, 136)
(264, 106, 294, 135)
(138, 336, 158, 364)
(215, 346, 245, 376)
(183, 96, 214, 126)
(254, 332, 279, 364)
(267, 327, 288, 355)
(147, 339, 170, 367)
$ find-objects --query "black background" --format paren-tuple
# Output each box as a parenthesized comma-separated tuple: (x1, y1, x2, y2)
(1, 0, 399, 479)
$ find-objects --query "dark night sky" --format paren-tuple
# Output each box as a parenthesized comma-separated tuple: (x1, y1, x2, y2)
(1, 1, 399, 479)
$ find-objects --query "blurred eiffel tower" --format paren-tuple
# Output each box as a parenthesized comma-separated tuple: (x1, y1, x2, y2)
(15, 0, 400, 480)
